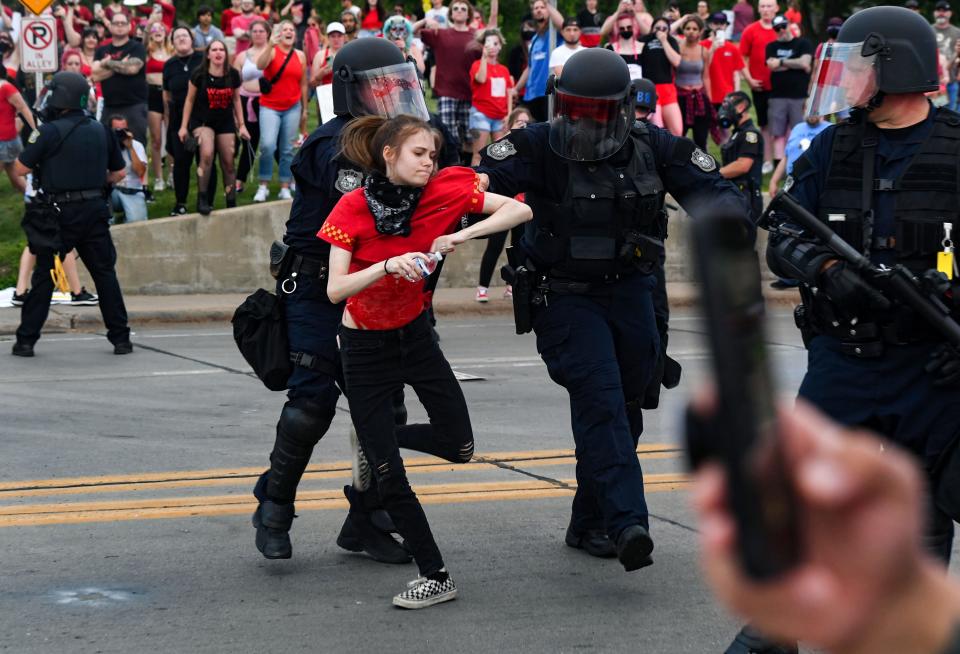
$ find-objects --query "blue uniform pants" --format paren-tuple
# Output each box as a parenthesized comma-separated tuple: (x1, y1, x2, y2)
(534, 273, 660, 538)
(799, 335, 960, 561)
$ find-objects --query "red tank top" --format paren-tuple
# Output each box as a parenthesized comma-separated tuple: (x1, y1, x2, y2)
(260, 46, 303, 111)
(145, 55, 166, 75)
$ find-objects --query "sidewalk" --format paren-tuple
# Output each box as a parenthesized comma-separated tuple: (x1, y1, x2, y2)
(0, 283, 800, 335)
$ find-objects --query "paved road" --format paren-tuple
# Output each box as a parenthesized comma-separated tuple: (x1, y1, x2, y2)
(0, 312, 946, 653)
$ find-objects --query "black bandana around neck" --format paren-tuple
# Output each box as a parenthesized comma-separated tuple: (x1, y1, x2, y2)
(363, 172, 424, 237)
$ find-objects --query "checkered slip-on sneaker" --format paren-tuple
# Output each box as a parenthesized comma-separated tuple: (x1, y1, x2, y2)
(392, 576, 458, 609)
(350, 427, 372, 492)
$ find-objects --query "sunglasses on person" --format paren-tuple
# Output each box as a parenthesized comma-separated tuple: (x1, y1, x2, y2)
(451, 5, 469, 11)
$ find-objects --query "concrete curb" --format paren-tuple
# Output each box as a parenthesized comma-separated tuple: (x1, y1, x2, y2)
(0, 285, 801, 335)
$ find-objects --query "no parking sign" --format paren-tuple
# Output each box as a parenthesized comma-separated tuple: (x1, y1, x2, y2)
(20, 15, 57, 73)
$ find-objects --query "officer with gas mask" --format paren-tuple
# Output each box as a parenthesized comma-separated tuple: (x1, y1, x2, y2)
(12, 72, 131, 358)
(479, 48, 748, 571)
(738, 7, 960, 654)
(717, 90, 764, 225)
(251, 38, 459, 565)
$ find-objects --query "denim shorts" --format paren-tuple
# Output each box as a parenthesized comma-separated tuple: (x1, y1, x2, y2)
(468, 106, 504, 134)
(0, 136, 22, 163)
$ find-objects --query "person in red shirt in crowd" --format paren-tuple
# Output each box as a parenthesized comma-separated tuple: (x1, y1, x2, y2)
(415, 0, 482, 163)
(233, 0, 271, 53)
(731, 0, 753, 40)
(310, 21, 345, 87)
(359, 0, 385, 37)
(134, 1, 176, 31)
(469, 28, 513, 165)
(702, 12, 742, 141)
(738, 0, 777, 172)
(222, 0, 242, 35)
(783, 0, 801, 27)
(54, 2, 93, 49)
(0, 67, 36, 192)
(321, 114, 531, 609)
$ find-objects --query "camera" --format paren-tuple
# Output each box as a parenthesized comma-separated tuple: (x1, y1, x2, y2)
(114, 128, 131, 142)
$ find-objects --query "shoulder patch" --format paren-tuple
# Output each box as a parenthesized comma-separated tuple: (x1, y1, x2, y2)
(27, 129, 39, 144)
(486, 139, 517, 161)
(335, 168, 364, 194)
(783, 174, 795, 192)
(745, 131, 758, 144)
(691, 148, 717, 172)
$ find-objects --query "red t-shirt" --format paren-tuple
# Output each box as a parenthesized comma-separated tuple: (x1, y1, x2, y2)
(260, 46, 303, 111)
(469, 59, 513, 120)
(419, 27, 481, 101)
(361, 10, 383, 32)
(221, 8, 239, 34)
(319, 166, 485, 330)
(0, 81, 18, 140)
(784, 8, 802, 25)
(739, 21, 777, 90)
(702, 39, 745, 104)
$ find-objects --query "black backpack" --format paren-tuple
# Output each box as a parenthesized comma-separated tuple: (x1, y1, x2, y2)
(232, 289, 292, 391)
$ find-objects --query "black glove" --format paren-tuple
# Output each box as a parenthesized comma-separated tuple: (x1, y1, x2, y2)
(818, 261, 891, 317)
(925, 344, 960, 387)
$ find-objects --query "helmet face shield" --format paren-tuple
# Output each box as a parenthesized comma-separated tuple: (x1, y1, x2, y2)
(342, 62, 429, 120)
(805, 41, 879, 119)
(548, 90, 633, 161)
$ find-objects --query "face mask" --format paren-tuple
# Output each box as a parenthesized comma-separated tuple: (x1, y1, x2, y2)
(716, 101, 741, 128)
(619, 28, 633, 39)
(521, 30, 535, 40)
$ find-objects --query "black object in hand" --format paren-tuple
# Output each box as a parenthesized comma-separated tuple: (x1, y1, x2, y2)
(818, 261, 891, 316)
(926, 344, 960, 387)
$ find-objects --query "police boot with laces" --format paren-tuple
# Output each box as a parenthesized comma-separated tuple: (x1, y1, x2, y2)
(616, 524, 654, 571)
(565, 524, 616, 558)
(336, 485, 411, 564)
(252, 473, 295, 559)
(725, 625, 798, 654)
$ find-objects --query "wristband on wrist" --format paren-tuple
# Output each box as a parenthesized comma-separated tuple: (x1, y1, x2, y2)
(384, 258, 390, 274)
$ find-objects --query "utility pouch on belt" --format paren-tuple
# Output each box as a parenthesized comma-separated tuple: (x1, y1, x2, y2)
(501, 246, 535, 334)
(232, 288, 292, 391)
(269, 240, 291, 279)
(21, 200, 62, 255)
(619, 231, 664, 273)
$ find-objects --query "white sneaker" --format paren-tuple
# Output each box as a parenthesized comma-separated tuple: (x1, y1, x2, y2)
(153, 179, 165, 192)
(278, 187, 293, 200)
(350, 427, 372, 492)
(475, 286, 489, 303)
(253, 185, 269, 202)
(761, 161, 774, 175)
(393, 574, 457, 609)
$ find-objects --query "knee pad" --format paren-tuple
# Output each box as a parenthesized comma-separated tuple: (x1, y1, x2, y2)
(278, 398, 334, 449)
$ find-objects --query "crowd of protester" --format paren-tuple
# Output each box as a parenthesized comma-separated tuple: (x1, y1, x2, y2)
(6, 0, 960, 305)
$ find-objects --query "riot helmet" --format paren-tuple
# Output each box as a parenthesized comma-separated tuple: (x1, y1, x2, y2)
(806, 5, 938, 118)
(634, 78, 658, 118)
(547, 48, 634, 162)
(716, 91, 751, 128)
(36, 72, 89, 121)
(333, 38, 428, 120)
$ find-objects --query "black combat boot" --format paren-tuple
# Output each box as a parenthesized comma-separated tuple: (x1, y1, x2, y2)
(336, 486, 411, 564)
(252, 472, 295, 559)
(615, 524, 654, 571)
(565, 524, 616, 558)
(225, 187, 237, 208)
(197, 191, 212, 216)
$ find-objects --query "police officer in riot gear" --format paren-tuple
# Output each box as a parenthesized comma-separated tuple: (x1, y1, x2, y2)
(480, 48, 748, 569)
(12, 71, 131, 358)
(718, 91, 764, 224)
(252, 38, 459, 564)
(745, 6, 960, 654)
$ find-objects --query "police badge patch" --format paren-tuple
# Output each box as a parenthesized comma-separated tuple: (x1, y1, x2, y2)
(335, 168, 364, 194)
(486, 139, 517, 160)
(745, 131, 758, 144)
(691, 148, 717, 172)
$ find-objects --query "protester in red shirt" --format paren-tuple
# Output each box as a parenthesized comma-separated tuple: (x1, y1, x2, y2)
(359, 0, 385, 37)
(222, 0, 242, 35)
(738, 0, 777, 171)
(703, 13, 743, 107)
(469, 28, 513, 165)
(321, 114, 531, 610)
(0, 67, 36, 193)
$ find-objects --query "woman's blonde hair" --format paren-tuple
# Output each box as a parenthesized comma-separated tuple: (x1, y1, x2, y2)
(146, 20, 173, 57)
(340, 115, 441, 173)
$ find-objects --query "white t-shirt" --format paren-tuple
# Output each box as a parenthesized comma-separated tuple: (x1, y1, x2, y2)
(425, 6, 449, 28)
(119, 140, 147, 190)
(549, 44, 586, 71)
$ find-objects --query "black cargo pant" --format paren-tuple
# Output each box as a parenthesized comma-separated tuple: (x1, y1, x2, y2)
(17, 198, 130, 347)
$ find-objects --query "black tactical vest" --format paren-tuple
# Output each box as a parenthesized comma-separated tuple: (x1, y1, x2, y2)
(524, 126, 665, 279)
(817, 108, 960, 274)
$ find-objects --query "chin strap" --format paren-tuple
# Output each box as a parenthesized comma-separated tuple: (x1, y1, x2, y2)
(850, 91, 887, 121)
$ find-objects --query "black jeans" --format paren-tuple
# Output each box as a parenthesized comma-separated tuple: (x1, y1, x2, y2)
(339, 312, 475, 576)
(17, 199, 129, 346)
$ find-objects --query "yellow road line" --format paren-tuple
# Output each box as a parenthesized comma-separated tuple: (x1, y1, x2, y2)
(0, 445, 682, 495)
(0, 475, 690, 527)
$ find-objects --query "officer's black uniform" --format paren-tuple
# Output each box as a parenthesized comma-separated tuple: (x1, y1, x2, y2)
(13, 72, 130, 357)
(721, 116, 764, 222)
(480, 48, 749, 570)
(251, 39, 459, 563)
(744, 7, 960, 654)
